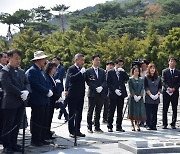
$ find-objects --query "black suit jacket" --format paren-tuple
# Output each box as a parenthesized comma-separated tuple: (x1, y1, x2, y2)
(66, 65, 85, 98)
(107, 69, 129, 98)
(0, 65, 31, 109)
(162, 68, 180, 95)
(46, 74, 60, 103)
(85, 67, 107, 98)
(0, 65, 3, 106)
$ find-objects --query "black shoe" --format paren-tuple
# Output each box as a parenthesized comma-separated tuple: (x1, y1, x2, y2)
(65, 115, 69, 122)
(50, 131, 55, 136)
(162, 126, 167, 129)
(2, 148, 14, 154)
(41, 140, 51, 145)
(102, 119, 108, 124)
(12, 145, 23, 152)
(139, 123, 144, 127)
(108, 128, 113, 132)
(69, 133, 75, 138)
(49, 136, 56, 140)
(94, 128, 104, 133)
(137, 128, 141, 131)
(116, 128, 125, 132)
(58, 113, 62, 120)
(77, 132, 86, 137)
(152, 127, 157, 130)
(31, 141, 43, 147)
(146, 127, 152, 130)
(87, 128, 93, 133)
(171, 125, 176, 129)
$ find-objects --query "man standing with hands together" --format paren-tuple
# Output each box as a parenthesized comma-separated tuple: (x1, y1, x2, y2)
(107, 59, 129, 132)
(0, 49, 30, 153)
(162, 57, 180, 129)
(86, 54, 107, 133)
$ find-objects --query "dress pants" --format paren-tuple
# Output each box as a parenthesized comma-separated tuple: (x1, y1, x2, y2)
(103, 96, 109, 121)
(107, 96, 124, 129)
(87, 95, 104, 130)
(30, 104, 49, 143)
(163, 92, 179, 127)
(68, 96, 84, 134)
(59, 97, 68, 118)
(0, 108, 3, 141)
(47, 100, 55, 138)
(146, 103, 158, 128)
(1, 105, 24, 148)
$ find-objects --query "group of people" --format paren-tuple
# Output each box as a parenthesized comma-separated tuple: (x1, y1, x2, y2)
(0, 50, 68, 153)
(0, 50, 179, 154)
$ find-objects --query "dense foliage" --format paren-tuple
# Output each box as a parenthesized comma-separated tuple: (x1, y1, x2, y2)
(0, 0, 179, 72)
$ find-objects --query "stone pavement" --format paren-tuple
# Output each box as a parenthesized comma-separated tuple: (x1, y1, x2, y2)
(0, 92, 180, 154)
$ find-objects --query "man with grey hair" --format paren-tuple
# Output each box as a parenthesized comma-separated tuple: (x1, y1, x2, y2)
(66, 53, 86, 138)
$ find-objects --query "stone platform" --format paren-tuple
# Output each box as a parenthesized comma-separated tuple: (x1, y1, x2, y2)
(118, 140, 180, 154)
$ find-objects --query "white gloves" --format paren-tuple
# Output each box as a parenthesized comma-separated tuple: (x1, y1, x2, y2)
(47, 90, 53, 97)
(137, 96, 141, 101)
(117, 67, 125, 72)
(21, 90, 29, 101)
(134, 95, 141, 102)
(57, 97, 63, 102)
(154, 94, 159, 100)
(96, 86, 103, 93)
(115, 89, 122, 96)
(55, 79, 61, 83)
(150, 94, 159, 100)
(80, 67, 86, 74)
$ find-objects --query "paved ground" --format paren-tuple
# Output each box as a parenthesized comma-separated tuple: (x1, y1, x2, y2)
(0, 90, 180, 154)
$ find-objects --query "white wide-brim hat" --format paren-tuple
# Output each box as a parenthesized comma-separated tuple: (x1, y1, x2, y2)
(31, 51, 48, 61)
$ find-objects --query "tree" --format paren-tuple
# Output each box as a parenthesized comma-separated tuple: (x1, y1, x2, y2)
(11, 28, 45, 68)
(135, 25, 162, 71)
(51, 4, 70, 33)
(12, 9, 32, 32)
(0, 38, 10, 51)
(27, 6, 56, 35)
(97, 2, 125, 21)
(124, 0, 146, 17)
(32, 6, 52, 22)
(0, 13, 15, 39)
(159, 27, 180, 70)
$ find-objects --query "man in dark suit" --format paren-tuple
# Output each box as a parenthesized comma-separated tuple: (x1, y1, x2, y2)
(66, 53, 86, 138)
(162, 57, 180, 129)
(107, 59, 129, 132)
(102, 61, 114, 124)
(53, 56, 65, 96)
(86, 54, 107, 133)
(26, 51, 53, 146)
(0, 52, 8, 144)
(0, 49, 30, 153)
(52, 57, 67, 120)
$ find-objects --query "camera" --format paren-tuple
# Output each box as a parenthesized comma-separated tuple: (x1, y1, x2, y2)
(131, 59, 143, 68)
(131, 59, 149, 68)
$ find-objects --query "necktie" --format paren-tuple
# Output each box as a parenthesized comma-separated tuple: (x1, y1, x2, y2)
(95, 68, 98, 78)
(77, 67, 81, 71)
(116, 71, 119, 80)
(171, 70, 174, 76)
